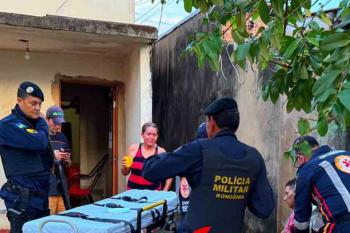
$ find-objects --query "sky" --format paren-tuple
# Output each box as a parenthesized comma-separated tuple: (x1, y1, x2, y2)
(135, 0, 341, 37)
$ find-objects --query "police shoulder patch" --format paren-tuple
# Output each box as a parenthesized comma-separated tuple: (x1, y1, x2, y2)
(26, 128, 38, 134)
(335, 155, 350, 174)
(16, 122, 27, 129)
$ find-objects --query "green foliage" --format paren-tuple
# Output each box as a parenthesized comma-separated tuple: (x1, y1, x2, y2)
(298, 119, 311, 136)
(170, 0, 350, 162)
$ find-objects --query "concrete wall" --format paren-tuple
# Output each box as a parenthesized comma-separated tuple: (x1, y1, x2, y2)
(0, 0, 135, 23)
(119, 44, 154, 190)
(151, 13, 278, 232)
(152, 13, 350, 232)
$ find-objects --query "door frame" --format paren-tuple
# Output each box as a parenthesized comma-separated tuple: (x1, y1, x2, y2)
(55, 75, 124, 195)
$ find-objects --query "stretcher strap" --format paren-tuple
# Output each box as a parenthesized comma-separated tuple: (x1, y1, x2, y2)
(111, 196, 148, 203)
(58, 212, 136, 233)
(150, 209, 161, 222)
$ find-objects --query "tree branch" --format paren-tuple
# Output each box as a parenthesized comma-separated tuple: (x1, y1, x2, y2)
(269, 60, 292, 69)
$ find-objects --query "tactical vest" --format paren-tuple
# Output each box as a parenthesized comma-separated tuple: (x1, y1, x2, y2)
(0, 146, 44, 177)
(186, 140, 260, 233)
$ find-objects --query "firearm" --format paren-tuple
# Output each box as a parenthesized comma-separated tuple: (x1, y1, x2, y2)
(48, 141, 72, 210)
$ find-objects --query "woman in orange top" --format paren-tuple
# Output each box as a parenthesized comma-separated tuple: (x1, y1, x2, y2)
(121, 122, 172, 191)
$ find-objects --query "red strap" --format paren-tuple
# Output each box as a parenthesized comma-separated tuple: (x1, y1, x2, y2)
(193, 226, 212, 233)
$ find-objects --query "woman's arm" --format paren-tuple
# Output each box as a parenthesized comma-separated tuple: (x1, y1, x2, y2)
(163, 178, 173, 191)
(121, 144, 138, 176)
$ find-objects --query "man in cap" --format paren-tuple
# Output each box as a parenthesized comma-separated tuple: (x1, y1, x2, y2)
(143, 97, 274, 233)
(0, 81, 52, 232)
(292, 136, 350, 233)
(46, 106, 71, 214)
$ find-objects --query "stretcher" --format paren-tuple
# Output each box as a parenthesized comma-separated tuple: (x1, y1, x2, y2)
(23, 189, 178, 233)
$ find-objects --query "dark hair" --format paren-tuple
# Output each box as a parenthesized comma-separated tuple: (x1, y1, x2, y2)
(285, 178, 296, 190)
(211, 111, 240, 133)
(141, 122, 159, 134)
(17, 88, 30, 99)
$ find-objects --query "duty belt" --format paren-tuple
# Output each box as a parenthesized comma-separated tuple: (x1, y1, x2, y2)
(4, 181, 46, 197)
(59, 212, 135, 232)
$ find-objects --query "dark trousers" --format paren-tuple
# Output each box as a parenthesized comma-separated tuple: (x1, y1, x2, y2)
(7, 207, 49, 233)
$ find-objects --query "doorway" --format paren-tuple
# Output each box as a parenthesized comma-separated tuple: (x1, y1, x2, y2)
(60, 81, 117, 201)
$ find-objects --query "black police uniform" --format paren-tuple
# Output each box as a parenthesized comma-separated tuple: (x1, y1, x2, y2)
(143, 97, 274, 233)
(0, 82, 52, 233)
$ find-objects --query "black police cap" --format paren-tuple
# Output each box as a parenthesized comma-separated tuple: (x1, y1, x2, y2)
(293, 135, 319, 147)
(204, 97, 238, 115)
(17, 81, 44, 101)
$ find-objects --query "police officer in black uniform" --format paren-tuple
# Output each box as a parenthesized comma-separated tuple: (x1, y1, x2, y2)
(143, 97, 275, 233)
(0, 81, 52, 233)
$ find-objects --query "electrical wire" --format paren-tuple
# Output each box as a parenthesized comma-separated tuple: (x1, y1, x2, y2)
(56, 0, 69, 14)
(139, 0, 175, 24)
(136, 1, 162, 22)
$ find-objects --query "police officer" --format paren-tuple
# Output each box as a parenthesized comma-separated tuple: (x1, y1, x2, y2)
(143, 97, 275, 233)
(0, 81, 52, 233)
(293, 136, 350, 233)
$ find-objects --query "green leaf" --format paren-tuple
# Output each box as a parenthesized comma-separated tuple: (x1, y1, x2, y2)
(298, 140, 312, 157)
(212, 0, 224, 6)
(319, 12, 333, 26)
(283, 150, 292, 160)
(271, 0, 284, 18)
(184, 0, 193, 12)
(308, 21, 320, 30)
(304, 0, 312, 9)
(236, 10, 247, 35)
(258, 0, 270, 24)
(298, 118, 311, 136)
(300, 64, 308, 79)
(338, 89, 350, 112)
(232, 30, 246, 44)
(312, 69, 342, 97)
(317, 116, 328, 136)
(284, 39, 300, 60)
(316, 88, 337, 103)
(209, 11, 221, 21)
(262, 83, 270, 101)
(320, 32, 350, 51)
(286, 100, 293, 113)
(235, 43, 250, 61)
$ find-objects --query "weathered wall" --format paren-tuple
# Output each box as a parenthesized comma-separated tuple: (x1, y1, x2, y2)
(152, 13, 279, 232)
(152, 13, 350, 232)
(0, 0, 134, 23)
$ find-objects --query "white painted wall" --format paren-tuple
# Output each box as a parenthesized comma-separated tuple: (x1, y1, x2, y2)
(0, 51, 126, 119)
(0, 0, 135, 23)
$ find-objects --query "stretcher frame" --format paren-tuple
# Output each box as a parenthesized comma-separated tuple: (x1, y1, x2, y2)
(31, 198, 175, 233)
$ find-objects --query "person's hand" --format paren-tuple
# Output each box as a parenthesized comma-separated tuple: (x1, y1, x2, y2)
(122, 157, 128, 168)
(62, 152, 71, 162)
(54, 150, 70, 161)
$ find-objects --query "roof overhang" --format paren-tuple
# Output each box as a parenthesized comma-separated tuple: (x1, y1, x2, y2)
(0, 12, 158, 57)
